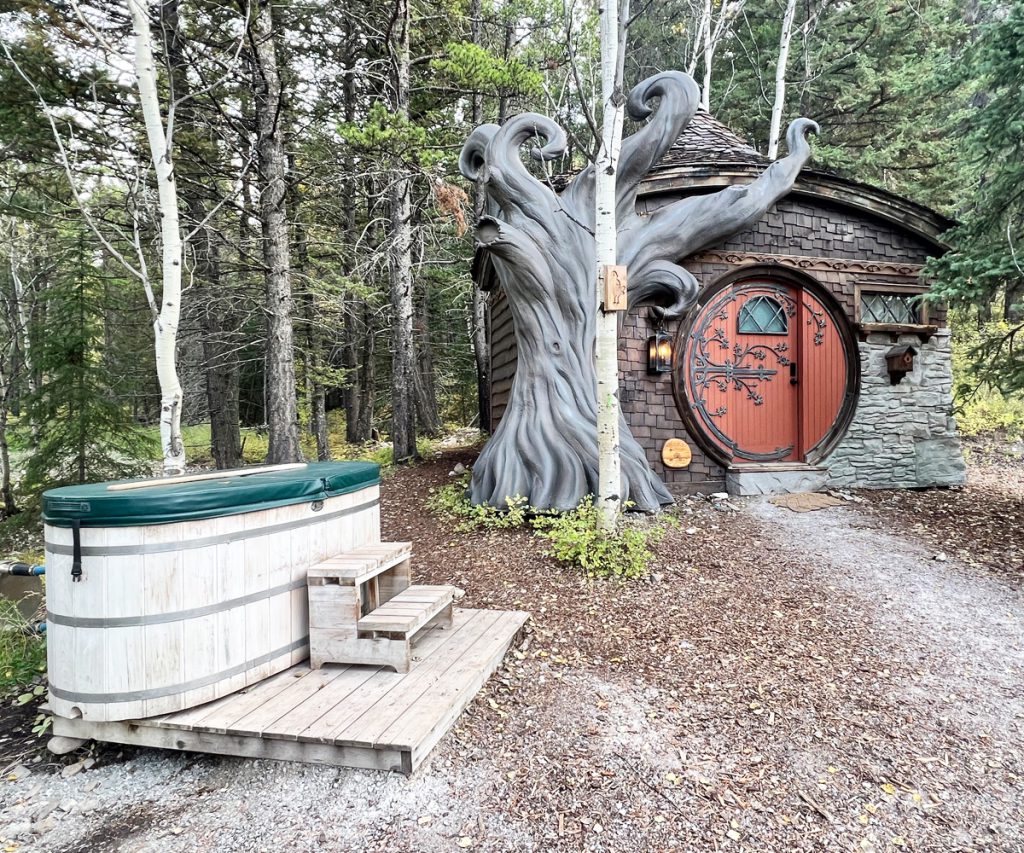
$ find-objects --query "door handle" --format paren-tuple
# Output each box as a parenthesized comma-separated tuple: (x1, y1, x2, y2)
(790, 363, 798, 385)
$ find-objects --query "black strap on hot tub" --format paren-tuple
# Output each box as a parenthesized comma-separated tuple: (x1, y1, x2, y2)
(71, 519, 82, 583)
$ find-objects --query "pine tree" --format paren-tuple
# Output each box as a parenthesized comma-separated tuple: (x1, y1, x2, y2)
(929, 0, 1024, 392)
(22, 223, 155, 493)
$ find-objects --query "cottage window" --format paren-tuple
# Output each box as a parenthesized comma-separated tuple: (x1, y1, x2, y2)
(738, 295, 788, 334)
(860, 292, 922, 325)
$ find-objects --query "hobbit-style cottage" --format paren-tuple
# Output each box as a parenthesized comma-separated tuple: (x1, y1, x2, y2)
(481, 112, 967, 497)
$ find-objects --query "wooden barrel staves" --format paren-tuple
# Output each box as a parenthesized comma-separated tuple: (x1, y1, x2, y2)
(42, 462, 382, 722)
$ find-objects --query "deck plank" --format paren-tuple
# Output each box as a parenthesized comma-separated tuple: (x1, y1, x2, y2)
(51, 608, 527, 774)
(229, 665, 351, 736)
(301, 610, 486, 743)
(333, 609, 505, 748)
(284, 610, 478, 741)
(259, 664, 382, 740)
(390, 611, 529, 761)
(151, 666, 308, 731)
(185, 666, 313, 733)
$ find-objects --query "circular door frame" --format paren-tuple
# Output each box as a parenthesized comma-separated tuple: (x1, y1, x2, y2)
(672, 264, 860, 468)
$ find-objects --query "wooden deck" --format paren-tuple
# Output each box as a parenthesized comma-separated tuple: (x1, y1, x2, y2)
(52, 608, 528, 774)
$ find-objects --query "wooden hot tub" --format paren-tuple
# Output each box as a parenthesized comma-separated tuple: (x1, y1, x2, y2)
(42, 462, 381, 722)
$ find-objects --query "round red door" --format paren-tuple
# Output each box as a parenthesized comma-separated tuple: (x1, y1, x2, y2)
(679, 279, 850, 464)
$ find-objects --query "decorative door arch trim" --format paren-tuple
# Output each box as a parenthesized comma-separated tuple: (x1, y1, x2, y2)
(671, 263, 860, 468)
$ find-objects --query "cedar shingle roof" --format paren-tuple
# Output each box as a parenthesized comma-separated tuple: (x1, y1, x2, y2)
(546, 111, 763, 191)
(652, 109, 767, 170)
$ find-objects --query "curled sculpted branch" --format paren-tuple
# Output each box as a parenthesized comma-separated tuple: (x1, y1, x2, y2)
(460, 70, 817, 512)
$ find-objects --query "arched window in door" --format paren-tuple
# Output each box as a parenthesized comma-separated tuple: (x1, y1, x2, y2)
(738, 294, 788, 334)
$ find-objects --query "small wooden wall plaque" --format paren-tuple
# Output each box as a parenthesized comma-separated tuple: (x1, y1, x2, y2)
(662, 438, 692, 469)
(602, 264, 628, 311)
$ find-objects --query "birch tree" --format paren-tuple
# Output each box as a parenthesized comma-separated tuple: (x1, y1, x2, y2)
(698, 0, 745, 111)
(594, 0, 628, 530)
(766, 0, 798, 158)
(127, 0, 186, 475)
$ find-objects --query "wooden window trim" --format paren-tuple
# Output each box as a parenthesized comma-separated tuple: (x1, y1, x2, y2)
(853, 282, 939, 341)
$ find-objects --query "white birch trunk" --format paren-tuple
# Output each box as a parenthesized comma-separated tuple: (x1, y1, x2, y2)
(595, 0, 625, 532)
(128, 0, 185, 475)
(700, 0, 713, 110)
(8, 240, 35, 395)
(686, 4, 708, 77)
(698, 1, 747, 113)
(767, 0, 799, 159)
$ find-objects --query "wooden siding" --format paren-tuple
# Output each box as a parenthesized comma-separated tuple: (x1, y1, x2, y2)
(489, 286, 517, 429)
(487, 192, 945, 492)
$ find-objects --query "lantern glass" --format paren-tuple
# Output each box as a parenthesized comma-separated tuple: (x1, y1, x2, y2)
(657, 336, 672, 366)
(647, 331, 673, 374)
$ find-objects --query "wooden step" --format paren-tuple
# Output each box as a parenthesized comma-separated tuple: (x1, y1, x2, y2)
(357, 585, 460, 637)
(307, 542, 412, 587)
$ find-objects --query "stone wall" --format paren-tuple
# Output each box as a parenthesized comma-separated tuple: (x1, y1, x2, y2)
(826, 329, 966, 488)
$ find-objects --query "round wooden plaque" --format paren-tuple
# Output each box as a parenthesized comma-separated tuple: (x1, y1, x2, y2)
(661, 438, 692, 469)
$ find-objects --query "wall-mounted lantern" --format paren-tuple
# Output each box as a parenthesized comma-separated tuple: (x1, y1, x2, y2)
(647, 330, 673, 375)
(885, 343, 917, 385)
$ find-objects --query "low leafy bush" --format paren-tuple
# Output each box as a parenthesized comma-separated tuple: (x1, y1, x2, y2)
(427, 479, 671, 579)
(426, 478, 529, 532)
(531, 497, 671, 580)
(950, 313, 1024, 438)
(955, 390, 1024, 438)
(0, 598, 46, 689)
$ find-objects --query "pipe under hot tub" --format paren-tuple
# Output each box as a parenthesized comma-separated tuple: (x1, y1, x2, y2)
(0, 561, 45, 576)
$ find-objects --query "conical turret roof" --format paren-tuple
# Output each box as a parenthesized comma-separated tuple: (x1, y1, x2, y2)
(653, 109, 767, 170)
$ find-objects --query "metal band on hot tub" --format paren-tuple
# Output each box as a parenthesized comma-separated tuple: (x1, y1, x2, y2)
(47, 577, 309, 628)
(47, 637, 309, 705)
(44, 496, 379, 556)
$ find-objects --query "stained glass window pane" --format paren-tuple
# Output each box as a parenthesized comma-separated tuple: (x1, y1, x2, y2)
(738, 296, 788, 334)
(861, 292, 921, 324)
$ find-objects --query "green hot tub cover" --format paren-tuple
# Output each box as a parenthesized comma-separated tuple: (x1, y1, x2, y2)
(42, 461, 380, 527)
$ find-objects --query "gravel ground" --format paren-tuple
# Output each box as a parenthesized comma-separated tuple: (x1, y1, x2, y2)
(0, 446, 1022, 852)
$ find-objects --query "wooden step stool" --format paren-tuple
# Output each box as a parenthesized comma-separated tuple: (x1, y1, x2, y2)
(307, 542, 461, 673)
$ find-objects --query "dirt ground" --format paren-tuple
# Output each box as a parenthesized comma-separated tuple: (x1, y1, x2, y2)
(0, 442, 1022, 852)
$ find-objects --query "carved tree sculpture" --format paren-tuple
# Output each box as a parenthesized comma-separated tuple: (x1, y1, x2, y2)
(459, 70, 818, 512)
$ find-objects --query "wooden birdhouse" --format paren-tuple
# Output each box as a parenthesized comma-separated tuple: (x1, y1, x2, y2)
(885, 344, 916, 384)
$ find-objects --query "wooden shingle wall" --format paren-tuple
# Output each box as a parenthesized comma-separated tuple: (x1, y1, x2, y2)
(486, 193, 945, 495)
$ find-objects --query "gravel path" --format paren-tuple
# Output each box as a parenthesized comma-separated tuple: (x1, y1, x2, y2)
(0, 453, 1021, 852)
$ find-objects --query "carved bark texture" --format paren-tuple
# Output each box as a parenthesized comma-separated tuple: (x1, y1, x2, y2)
(459, 70, 818, 512)
(388, 0, 418, 464)
(252, 0, 302, 464)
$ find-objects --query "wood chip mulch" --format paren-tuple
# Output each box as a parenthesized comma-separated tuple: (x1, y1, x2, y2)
(379, 446, 1024, 853)
(850, 437, 1024, 588)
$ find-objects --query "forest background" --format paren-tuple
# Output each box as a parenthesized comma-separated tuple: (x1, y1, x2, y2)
(0, 0, 1022, 531)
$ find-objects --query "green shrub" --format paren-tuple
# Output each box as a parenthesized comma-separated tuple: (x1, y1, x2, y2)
(954, 390, 1024, 438)
(426, 477, 529, 532)
(531, 496, 670, 580)
(0, 598, 46, 689)
(950, 312, 1024, 438)
(426, 481, 672, 579)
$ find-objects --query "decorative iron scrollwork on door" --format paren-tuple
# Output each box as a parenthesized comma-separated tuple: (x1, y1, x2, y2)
(803, 301, 828, 345)
(689, 286, 796, 414)
(684, 284, 798, 462)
